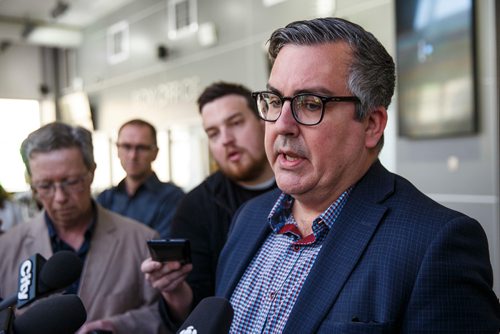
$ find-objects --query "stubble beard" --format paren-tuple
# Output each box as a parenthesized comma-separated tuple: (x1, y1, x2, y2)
(219, 154, 269, 184)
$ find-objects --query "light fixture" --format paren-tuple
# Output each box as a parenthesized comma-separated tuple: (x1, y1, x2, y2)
(51, 1, 69, 19)
(198, 22, 217, 47)
(27, 27, 82, 48)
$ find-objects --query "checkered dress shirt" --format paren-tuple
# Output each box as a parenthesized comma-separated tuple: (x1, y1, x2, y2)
(229, 190, 351, 333)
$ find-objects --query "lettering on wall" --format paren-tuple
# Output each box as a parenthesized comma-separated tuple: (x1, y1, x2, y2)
(131, 76, 200, 110)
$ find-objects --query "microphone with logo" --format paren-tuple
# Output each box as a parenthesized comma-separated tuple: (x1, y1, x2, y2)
(0, 294, 87, 334)
(177, 297, 233, 334)
(0, 251, 83, 311)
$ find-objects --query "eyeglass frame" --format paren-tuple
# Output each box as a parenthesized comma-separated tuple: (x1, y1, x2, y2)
(116, 143, 157, 153)
(251, 91, 361, 126)
(31, 172, 92, 198)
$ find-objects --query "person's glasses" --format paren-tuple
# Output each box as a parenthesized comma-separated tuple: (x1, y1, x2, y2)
(116, 143, 156, 153)
(252, 91, 360, 126)
(32, 173, 90, 198)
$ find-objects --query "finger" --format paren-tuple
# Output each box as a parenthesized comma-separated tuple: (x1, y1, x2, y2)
(141, 257, 162, 273)
(153, 267, 191, 293)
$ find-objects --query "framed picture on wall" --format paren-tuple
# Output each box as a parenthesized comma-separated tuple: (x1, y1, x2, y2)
(396, 0, 478, 138)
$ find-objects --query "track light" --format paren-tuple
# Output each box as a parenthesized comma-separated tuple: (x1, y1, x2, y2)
(51, 1, 69, 19)
(21, 22, 35, 39)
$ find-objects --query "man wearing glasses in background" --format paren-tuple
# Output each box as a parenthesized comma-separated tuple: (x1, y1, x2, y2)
(0, 122, 169, 333)
(97, 119, 184, 238)
(215, 17, 500, 332)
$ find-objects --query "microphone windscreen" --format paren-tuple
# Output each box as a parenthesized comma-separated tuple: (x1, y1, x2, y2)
(40, 251, 83, 292)
(13, 294, 87, 334)
(177, 297, 233, 334)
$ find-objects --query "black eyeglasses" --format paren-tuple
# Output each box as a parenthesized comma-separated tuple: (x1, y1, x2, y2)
(252, 91, 360, 126)
(116, 143, 156, 153)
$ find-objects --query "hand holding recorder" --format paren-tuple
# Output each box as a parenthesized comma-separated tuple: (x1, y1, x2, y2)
(141, 239, 194, 322)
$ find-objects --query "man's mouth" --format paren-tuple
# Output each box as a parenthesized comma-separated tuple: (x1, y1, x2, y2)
(283, 153, 300, 162)
(227, 151, 242, 162)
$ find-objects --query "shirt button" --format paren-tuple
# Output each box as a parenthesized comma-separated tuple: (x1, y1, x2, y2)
(269, 291, 276, 300)
(293, 245, 300, 252)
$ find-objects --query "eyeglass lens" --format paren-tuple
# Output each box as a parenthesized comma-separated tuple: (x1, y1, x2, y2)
(257, 92, 324, 125)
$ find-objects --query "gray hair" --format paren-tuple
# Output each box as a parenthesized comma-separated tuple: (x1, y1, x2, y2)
(20, 122, 96, 178)
(268, 17, 395, 123)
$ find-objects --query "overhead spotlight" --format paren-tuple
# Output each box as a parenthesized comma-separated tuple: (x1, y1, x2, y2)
(51, 1, 69, 19)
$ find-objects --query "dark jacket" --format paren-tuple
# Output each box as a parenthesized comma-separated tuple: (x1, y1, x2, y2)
(216, 161, 500, 333)
(160, 171, 276, 329)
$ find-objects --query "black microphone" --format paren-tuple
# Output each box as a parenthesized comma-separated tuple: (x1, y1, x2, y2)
(0, 307, 14, 334)
(177, 297, 233, 334)
(0, 251, 83, 311)
(13, 294, 87, 334)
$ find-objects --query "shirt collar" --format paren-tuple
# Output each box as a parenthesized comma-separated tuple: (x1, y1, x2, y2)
(45, 200, 97, 245)
(117, 172, 162, 193)
(268, 187, 352, 234)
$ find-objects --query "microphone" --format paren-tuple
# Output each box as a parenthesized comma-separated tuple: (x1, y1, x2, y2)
(177, 297, 233, 334)
(0, 307, 14, 334)
(0, 251, 83, 311)
(13, 294, 87, 334)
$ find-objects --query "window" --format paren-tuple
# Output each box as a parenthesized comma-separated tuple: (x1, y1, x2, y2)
(107, 21, 130, 65)
(0, 99, 41, 192)
(167, 0, 198, 40)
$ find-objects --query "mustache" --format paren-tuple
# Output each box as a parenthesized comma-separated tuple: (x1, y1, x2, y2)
(273, 136, 308, 157)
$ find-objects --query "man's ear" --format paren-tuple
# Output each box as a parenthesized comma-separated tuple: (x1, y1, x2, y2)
(152, 147, 159, 161)
(364, 107, 387, 149)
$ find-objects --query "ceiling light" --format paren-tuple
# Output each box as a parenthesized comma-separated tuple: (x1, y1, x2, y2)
(27, 27, 82, 48)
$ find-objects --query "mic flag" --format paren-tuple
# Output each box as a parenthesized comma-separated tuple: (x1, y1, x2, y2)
(17, 251, 83, 309)
(0, 251, 83, 311)
(13, 294, 87, 334)
(16, 254, 45, 309)
(177, 297, 233, 334)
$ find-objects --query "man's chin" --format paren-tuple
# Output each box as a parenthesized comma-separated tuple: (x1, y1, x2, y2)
(222, 164, 264, 183)
(220, 165, 248, 182)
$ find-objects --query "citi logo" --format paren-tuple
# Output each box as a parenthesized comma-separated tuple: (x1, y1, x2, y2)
(179, 325, 197, 334)
(17, 259, 33, 300)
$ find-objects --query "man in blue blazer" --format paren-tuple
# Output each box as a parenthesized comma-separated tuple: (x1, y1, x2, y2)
(216, 17, 500, 333)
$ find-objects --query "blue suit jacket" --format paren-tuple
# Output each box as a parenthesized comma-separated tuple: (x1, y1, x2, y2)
(216, 161, 500, 333)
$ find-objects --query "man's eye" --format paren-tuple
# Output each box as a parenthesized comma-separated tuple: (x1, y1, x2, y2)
(297, 96, 322, 112)
(304, 102, 322, 111)
(206, 131, 218, 139)
(268, 99, 282, 108)
(65, 179, 81, 186)
(229, 119, 243, 127)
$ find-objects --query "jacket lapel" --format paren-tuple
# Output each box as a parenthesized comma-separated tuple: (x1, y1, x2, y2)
(284, 161, 395, 333)
(26, 212, 54, 258)
(77, 207, 119, 301)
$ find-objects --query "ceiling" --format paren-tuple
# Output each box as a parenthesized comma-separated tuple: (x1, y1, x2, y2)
(0, 0, 134, 47)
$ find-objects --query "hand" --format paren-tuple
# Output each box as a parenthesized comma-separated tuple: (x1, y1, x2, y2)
(141, 257, 193, 294)
(75, 318, 114, 334)
(141, 257, 194, 321)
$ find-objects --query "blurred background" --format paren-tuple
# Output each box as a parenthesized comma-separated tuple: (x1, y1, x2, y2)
(0, 0, 498, 293)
